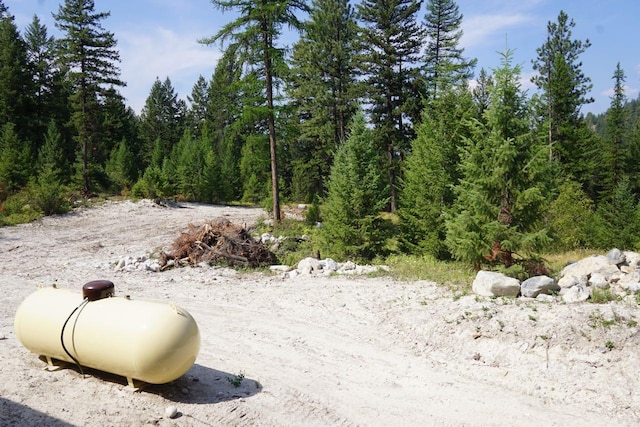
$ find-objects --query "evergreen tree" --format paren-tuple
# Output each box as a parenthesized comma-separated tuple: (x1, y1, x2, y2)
(186, 75, 209, 138)
(30, 120, 69, 214)
(422, 0, 476, 100)
(320, 111, 389, 261)
(601, 62, 628, 198)
(546, 179, 594, 251)
(54, 0, 124, 194)
(531, 10, 593, 167)
(591, 177, 639, 250)
(23, 15, 67, 154)
(207, 48, 244, 202)
(105, 138, 135, 191)
(0, 7, 31, 144)
(138, 77, 186, 164)
(288, 0, 360, 201)
(399, 84, 474, 258)
(0, 123, 30, 198)
(358, 0, 425, 212)
(446, 50, 551, 269)
(472, 67, 493, 120)
(201, 0, 310, 222)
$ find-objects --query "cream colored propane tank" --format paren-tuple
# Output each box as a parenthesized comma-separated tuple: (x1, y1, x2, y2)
(14, 285, 200, 385)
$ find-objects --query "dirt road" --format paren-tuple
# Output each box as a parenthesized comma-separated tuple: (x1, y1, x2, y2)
(1, 200, 638, 426)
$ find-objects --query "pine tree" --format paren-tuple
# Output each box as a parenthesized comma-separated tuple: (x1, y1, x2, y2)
(0, 7, 31, 145)
(139, 77, 186, 164)
(30, 120, 69, 214)
(399, 84, 474, 258)
(531, 10, 593, 166)
(201, 0, 310, 222)
(186, 75, 209, 138)
(320, 111, 389, 261)
(358, 0, 425, 212)
(53, 0, 124, 194)
(288, 0, 360, 201)
(0, 123, 30, 198)
(446, 50, 551, 269)
(422, 0, 476, 100)
(591, 177, 639, 250)
(207, 48, 244, 202)
(600, 62, 628, 198)
(472, 67, 493, 119)
(105, 138, 135, 192)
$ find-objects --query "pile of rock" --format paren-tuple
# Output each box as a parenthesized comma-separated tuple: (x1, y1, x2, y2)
(270, 257, 389, 279)
(472, 248, 640, 303)
(113, 254, 162, 272)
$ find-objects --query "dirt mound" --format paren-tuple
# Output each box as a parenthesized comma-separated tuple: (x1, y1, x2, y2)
(159, 218, 275, 269)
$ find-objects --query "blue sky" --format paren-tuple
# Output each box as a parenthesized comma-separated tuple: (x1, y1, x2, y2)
(7, 0, 639, 116)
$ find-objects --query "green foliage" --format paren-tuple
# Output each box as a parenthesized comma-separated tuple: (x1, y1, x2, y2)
(131, 165, 168, 201)
(446, 50, 551, 268)
(288, 0, 360, 201)
(240, 134, 271, 204)
(0, 189, 42, 226)
(384, 253, 474, 291)
(105, 138, 136, 192)
(139, 77, 186, 164)
(319, 111, 390, 261)
(546, 180, 594, 251)
(422, 0, 476, 99)
(358, 0, 425, 211)
(0, 123, 31, 199)
(590, 177, 639, 250)
(54, 0, 124, 194)
(531, 10, 593, 169)
(399, 85, 474, 258)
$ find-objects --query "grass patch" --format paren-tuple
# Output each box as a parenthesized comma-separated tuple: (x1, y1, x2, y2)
(543, 249, 602, 276)
(590, 288, 618, 304)
(383, 254, 475, 293)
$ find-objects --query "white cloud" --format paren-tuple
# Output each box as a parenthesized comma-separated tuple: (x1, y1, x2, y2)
(461, 13, 532, 49)
(600, 85, 639, 99)
(117, 26, 221, 114)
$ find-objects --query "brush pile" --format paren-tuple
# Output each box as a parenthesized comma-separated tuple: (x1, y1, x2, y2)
(159, 218, 275, 269)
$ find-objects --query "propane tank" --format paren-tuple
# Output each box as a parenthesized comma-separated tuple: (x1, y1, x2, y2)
(14, 281, 200, 387)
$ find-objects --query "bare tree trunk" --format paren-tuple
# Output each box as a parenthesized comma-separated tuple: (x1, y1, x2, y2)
(263, 28, 281, 223)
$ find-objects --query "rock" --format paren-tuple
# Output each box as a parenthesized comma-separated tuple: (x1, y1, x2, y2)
(323, 258, 339, 272)
(588, 272, 610, 289)
(165, 405, 178, 419)
(535, 294, 555, 303)
(520, 275, 559, 298)
(558, 274, 586, 289)
(623, 251, 640, 269)
(297, 257, 322, 275)
(561, 255, 607, 277)
(606, 248, 626, 265)
(472, 271, 521, 297)
(561, 284, 591, 303)
(560, 255, 620, 281)
(339, 261, 357, 272)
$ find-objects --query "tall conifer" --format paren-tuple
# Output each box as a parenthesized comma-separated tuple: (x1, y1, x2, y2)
(54, 0, 124, 194)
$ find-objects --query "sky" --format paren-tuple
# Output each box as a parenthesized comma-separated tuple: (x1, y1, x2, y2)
(6, 0, 640, 116)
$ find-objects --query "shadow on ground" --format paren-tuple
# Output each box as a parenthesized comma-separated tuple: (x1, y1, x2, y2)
(0, 397, 74, 427)
(38, 357, 262, 405)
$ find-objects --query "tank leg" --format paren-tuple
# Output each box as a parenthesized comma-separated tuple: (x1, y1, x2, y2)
(127, 377, 141, 392)
(44, 356, 62, 371)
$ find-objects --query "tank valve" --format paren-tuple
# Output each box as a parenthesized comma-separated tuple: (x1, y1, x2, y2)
(82, 280, 115, 301)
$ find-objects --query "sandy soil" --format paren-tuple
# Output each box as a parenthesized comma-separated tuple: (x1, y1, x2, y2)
(1, 199, 639, 426)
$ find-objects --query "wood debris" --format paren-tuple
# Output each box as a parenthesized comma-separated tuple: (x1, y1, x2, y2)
(159, 219, 274, 269)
